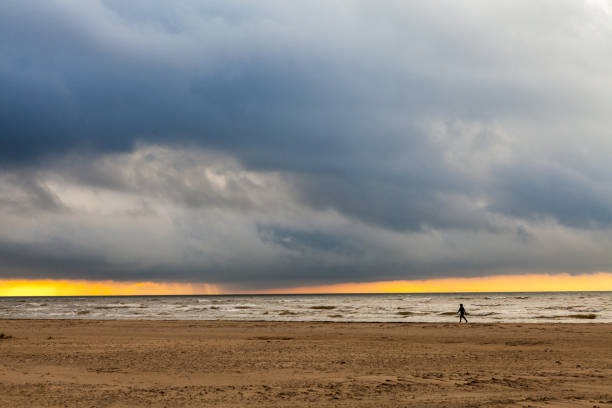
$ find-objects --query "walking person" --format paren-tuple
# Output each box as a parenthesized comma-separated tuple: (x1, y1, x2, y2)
(458, 303, 468, 323)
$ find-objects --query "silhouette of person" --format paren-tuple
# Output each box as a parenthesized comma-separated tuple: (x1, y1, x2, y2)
(458, 304, 468, 323)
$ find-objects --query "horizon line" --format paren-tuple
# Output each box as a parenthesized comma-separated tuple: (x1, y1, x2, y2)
(1, 272, 612, 296)
(2, 289, 612, 298)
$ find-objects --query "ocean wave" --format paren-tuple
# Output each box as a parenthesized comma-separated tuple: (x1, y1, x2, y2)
(535, 313, 597, 319)
(4, 293, 609, 322)
(183, 307, 208, 312)
(397, 311, 415, 316)
(26, 302, 48, 307)
(469, 312, 500, 317)
(566, 313, 597, 319)
(95, 304, 144, 309)
(540, 305, 589, 311)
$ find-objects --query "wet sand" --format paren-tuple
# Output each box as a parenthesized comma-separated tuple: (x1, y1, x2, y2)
(0, 320, 611, 407)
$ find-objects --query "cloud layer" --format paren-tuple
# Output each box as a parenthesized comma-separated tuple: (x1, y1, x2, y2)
(1, 1, 612, 289)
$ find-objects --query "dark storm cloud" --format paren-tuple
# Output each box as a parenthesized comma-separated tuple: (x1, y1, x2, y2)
(257, 224, 358, 255)
(0, 0, 350, 163)
(1, 1, 612, 286)
(490, 162, 612, 228)
(0, 240, 115, 279)
(2, 227, 610, 289)
(294, 172, 488, 232)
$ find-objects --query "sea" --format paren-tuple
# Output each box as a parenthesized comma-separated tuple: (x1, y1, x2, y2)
(1, 292, 610, 323)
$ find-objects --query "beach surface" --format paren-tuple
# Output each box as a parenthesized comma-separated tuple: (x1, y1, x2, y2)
(0, 320, 611, 407)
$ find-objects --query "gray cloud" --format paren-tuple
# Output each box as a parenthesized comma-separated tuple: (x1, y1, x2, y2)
(257, 224, 358, 256)
(1, 145, 611, 290)
(0, 172, 65, 214)
(490, 161, 612, 228)
(1, 1, 612, 287)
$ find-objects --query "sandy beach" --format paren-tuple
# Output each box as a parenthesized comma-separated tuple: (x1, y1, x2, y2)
(0, 320, 611, 407)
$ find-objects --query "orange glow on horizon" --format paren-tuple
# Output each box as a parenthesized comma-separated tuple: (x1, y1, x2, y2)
(0, 280, 220, 297)
(0, 272, 611, 296)
(245, 272, 612, 294)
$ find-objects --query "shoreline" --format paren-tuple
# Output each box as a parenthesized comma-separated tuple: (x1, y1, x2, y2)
(1, 318, 609, 324)
(1, 320, 611, 407)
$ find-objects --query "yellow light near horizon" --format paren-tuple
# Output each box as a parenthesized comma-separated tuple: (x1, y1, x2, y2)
(252, 272, 612, 294)
(0, 280, 220, 297)
(1, 273, 611, 297)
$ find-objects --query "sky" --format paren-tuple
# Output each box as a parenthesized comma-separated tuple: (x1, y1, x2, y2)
(1, 0, 612, 294)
